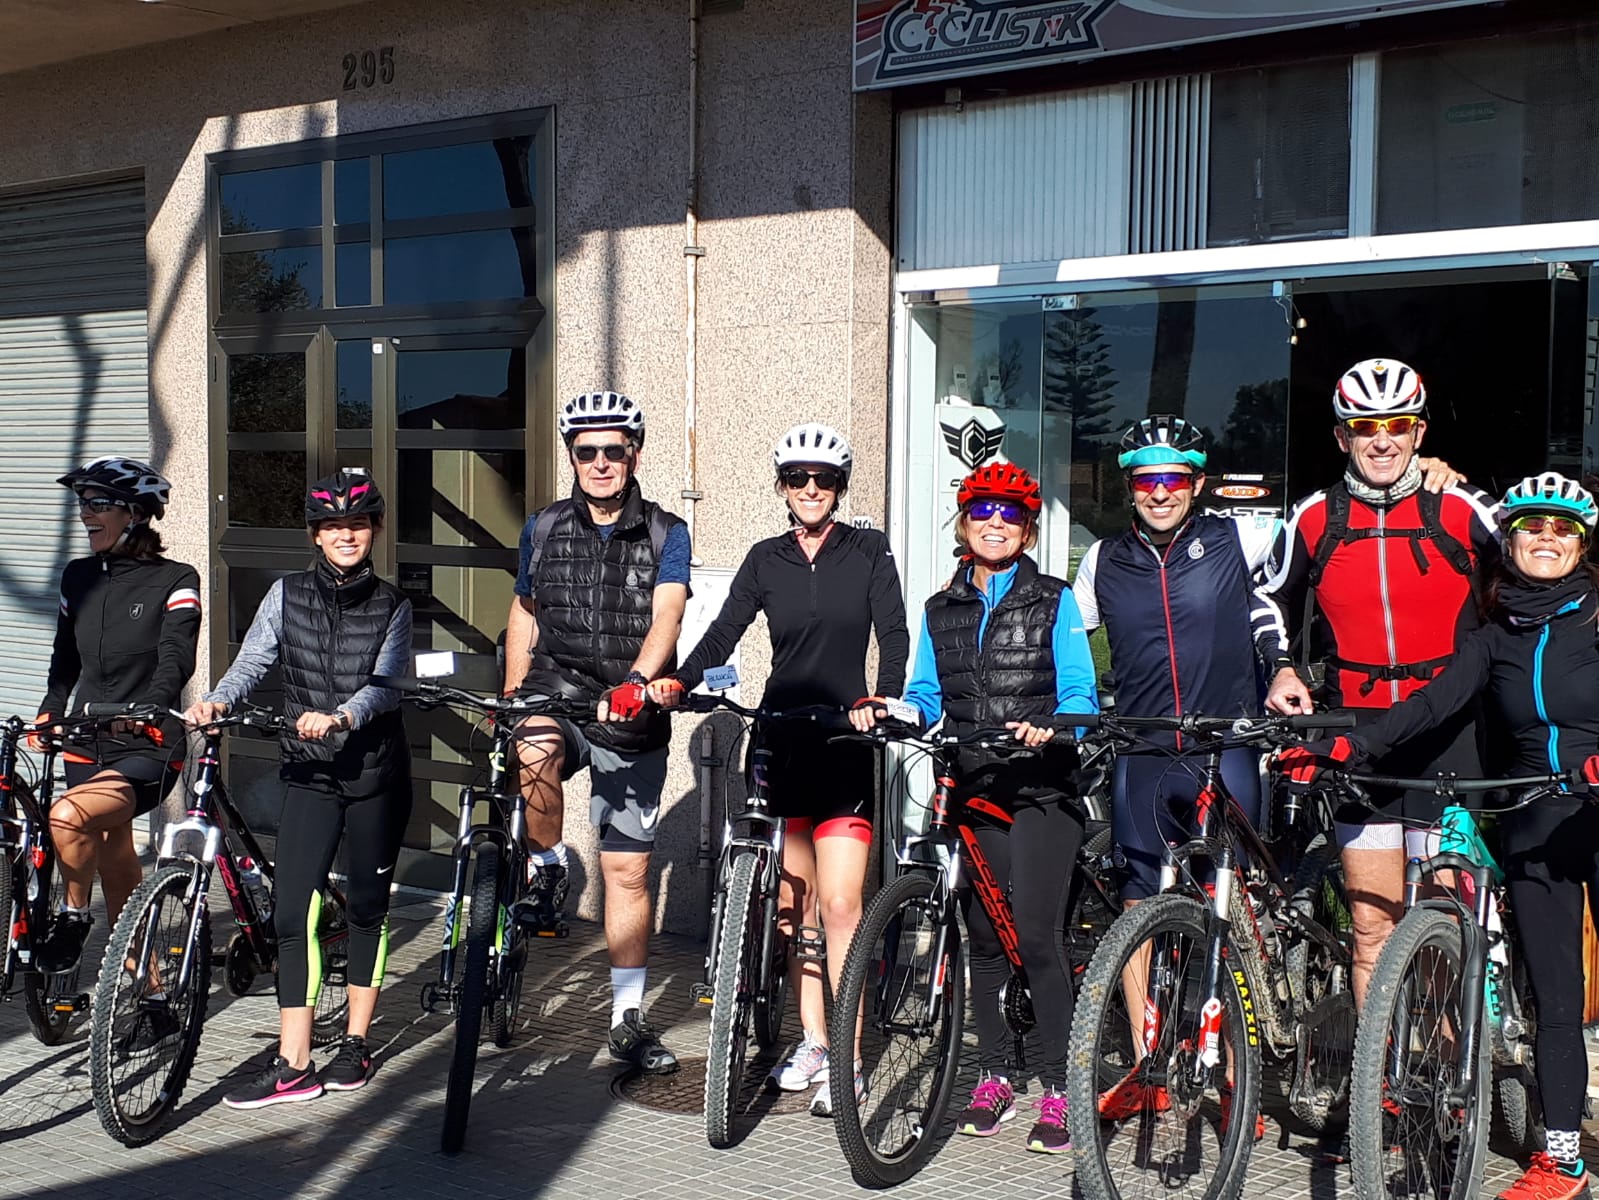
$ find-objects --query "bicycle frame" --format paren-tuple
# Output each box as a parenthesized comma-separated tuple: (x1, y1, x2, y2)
(697, 745, 787, 1003)
(1, 721, 60, 984)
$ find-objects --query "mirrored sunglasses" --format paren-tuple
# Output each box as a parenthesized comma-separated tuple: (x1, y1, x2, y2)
(1129, 471, 1194, 494)
(1509, 514, 1587, 540)
(964, 499, 1027, 524)
(1344, 415, 1420, 438)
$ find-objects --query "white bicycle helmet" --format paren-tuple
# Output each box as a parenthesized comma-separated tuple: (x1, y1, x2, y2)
(774, 423, 852, 480)
(1333, 359, 1427, 420)
(559, 391, 645, 447)
(57, 456, 172, 519)
(1500, 472, 1598, 535)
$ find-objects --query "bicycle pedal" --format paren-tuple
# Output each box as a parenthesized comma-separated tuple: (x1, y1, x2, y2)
(532, 921, 568, 939)
(794, 925, 827, 961)
(690, 983, 714, 1006)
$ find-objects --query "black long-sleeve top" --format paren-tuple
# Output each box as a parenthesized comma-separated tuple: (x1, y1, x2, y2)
(676, 523, 910, 711)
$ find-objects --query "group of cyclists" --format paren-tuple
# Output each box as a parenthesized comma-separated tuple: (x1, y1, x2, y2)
(17, 355, 1599, 1200)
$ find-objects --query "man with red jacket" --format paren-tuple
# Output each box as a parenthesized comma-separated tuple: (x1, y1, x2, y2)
(1257, 358, 1499, 1013)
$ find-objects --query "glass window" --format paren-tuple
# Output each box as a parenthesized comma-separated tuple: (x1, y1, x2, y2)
(396, 449, 525, 549)
(228, 353, 306, 433)
(335, 242, 371, 307)
(335, 158, 369, 224)
(1378, 30, 1599, 234)
(404, 563, 518, 698)
(396, 348, 525, 430)
(383, 231, 533, 306)
(221, 247, 322, 313)
(228, 450, 305, 528)
(1208, 60, 1351, 247)
(226, 564, 296, 644)
(220, 163, 320, 233)
(382, 137, 535, 220)
(335, 340, 373, 430)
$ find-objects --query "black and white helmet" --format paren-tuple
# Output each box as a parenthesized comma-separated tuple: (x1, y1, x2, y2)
(1334, 359, 1427, 420)
(58, 456, 172, 520)
(773, 423, 852, 479)
(559, 391, 645, 447)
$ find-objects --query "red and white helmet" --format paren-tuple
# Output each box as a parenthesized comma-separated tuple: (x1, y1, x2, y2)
(1333, 359, 1427, 421)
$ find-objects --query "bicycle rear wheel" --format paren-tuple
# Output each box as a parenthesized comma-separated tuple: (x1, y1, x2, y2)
(1350, 907, 1489, 1200)
(311, 889, 350, 1048)
(490, 924, 528, 1048)
(442, 851, 499, 1154)
(705, 851, 761, 1148)
(1068, 893, 1261, 1200)
(1067, 825, 1120, 995)
(1286, 838, 1354, 1132)
(89, 863, 211, 1146)
(752, 922, 788, 1052)
(24, 862, 80, 1045)
(828, 869, 964, 1187)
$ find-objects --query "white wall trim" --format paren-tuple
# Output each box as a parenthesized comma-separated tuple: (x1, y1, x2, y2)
(1348, 52, 1380, 240)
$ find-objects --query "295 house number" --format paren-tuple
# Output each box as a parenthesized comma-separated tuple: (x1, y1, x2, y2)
(343, 47, 396, 90)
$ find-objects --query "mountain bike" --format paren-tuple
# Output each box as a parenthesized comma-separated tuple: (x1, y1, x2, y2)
(826, 719, 1122, 1187)
(1331, 768, 1572, 1200)
(1069, 710, 1357, 1200)
(378, 665, 590, 1155)
(674, 692, 849, 1149)
(0, 713, 107, 1044)
(87, 702, 350, 1146)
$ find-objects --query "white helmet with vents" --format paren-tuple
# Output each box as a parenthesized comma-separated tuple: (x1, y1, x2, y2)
(559, 391, 645, 446)
(1333, 359, 1427, 420)
(773, 423, 852, 479)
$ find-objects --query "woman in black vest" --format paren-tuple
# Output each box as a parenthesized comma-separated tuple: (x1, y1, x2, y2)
(184, 470, 413, 1109)
(900, 462, 1099, 1154)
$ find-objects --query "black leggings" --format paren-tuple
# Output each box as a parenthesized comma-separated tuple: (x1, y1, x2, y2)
(1501, 799, 1599, 1132)
(960, 795, 1085, 1089)
(274, 777, 412, 1009)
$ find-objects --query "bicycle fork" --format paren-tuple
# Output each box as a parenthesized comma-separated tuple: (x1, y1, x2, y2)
(1403, 854, 1490, 1106)
(1151, 843, 1237, 1092)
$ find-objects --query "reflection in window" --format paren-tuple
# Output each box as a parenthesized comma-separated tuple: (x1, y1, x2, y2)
(221, 248, 322, 313)
(335, 242, 371, 307)
(228, 354, 305, 433)
(227, 565, 295, 643)
(220, 163, 320, 232)
(382, 137, 535, 220)
(335, 340, 373, 429)
(228, 450, 305, 528)
(396, 449, 525, 549)
(396, 348, 525, 430)
(335, 158, 369, 224)
(384, 231, 533, 305)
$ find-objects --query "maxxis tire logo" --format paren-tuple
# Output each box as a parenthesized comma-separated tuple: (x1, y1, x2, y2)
(1231, 967, 1260, 1047)
(940, 414, 1007, 469)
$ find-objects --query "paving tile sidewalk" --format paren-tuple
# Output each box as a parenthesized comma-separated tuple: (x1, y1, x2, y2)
(0, 881, 1586, 1200)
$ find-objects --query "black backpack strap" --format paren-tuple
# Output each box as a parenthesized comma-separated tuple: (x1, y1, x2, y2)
(1306, 483, 1351, 590)
(523, 499, 571, 589)
(1416, 487, 1475, 577)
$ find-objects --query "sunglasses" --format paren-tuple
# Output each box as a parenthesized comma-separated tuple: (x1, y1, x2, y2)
(1129, 471, 1195, 494)
(78, 497, 131, 514)
(572, 443, 632, 464)
(1509, 514, 1587, 540)
(964, 499, 1027, 524)
(1343, 415, 1420, 438)
(779, 467, 843, 491)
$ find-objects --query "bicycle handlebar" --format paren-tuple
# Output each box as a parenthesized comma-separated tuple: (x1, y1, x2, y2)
(674, 694, 848, 725)
(370, 675, 592, 721)
(1332, 768, 1581, 796)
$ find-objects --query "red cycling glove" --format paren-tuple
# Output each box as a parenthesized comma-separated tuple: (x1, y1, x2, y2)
(607, 681, 649, 721)
(1581, 754, 1599, 787)
(1274, 736, 1356, 792)
(27, 714, 54, 751)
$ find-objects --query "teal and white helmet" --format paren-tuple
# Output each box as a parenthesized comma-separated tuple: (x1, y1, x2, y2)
(1117, 414, 1207, 471)
(1500, 472, 1598, 535)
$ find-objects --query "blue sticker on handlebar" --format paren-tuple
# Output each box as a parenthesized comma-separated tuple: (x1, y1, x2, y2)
(703, 665, 739, 692)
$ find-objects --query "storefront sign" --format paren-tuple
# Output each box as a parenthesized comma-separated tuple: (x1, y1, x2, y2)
(854, 0, 1489, 90)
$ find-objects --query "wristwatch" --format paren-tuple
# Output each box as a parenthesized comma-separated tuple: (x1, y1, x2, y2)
(623, 670, 649, 688)
(333, 709, 353, 732)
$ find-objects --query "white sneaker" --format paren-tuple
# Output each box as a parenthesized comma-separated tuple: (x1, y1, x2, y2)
(767, 1032, 829, 1092)
(810, 1067, 865, 1117)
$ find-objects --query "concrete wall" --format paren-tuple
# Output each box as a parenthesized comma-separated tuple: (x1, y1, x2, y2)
(0, 0, 893, 936)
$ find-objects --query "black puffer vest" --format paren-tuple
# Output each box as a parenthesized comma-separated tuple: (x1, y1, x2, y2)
(925, 555, 1064, 739)
(524, 481, 683, 754)
(279, 560, 406, 792)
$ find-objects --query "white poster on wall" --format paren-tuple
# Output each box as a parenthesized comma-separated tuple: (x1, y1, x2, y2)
(677, 565, 740, 701)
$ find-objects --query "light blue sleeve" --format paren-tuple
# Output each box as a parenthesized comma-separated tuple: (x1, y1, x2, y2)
(1052, 589, 1100, 722)
(203, 580, 283, 708)
(901, 611, 942, 728)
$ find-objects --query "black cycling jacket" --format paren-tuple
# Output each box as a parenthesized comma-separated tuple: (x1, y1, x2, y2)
(676, 523, 909, 711)
(40, 554, 202, 761)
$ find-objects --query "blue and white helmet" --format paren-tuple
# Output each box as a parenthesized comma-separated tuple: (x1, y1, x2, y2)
(559, 391, 645, 447)
(1117, 414, 1207, 471)
(1500, 472, 1598, 535)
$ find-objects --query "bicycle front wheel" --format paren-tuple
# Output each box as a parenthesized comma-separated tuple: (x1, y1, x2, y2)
(1350, 907, 1489, 1200)
(441, 851, 500, 1155)
(89, 863, 211, 1146)
(828, 869, 964, 1188)
(705, 850, 762, 1149)
(1068, 892, 1262, 1200)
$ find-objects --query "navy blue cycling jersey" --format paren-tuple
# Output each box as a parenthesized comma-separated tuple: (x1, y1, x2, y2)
(1073, 512, 1279, 720)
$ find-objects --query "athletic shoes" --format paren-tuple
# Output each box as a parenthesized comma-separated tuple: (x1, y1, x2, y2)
(608, 1008, 679, 1075)
(223, 1055, 324, 1109)
(1496, 1154, 1592, 1200)
(955, 1074, 1016, 1136)
(1098, 1066, 1173, 1121)
(35, 911, 93, 974)
(768, 1032, 829, 1092)
(318, 1035, 373, 1091)
(1218, 1084, 1266, 1142)
(1027, 1087, 1072, 1153)
(810, 1067, 864, 1117)
(509, 863, 569, 932)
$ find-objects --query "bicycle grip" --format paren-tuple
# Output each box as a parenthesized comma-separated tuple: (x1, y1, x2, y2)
(83, 701, 156, 719)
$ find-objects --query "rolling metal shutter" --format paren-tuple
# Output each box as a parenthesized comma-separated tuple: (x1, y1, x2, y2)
(0, 176, 149, 719)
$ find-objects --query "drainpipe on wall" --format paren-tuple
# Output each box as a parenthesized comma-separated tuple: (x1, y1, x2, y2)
(683, 0, 705, 569)
(697, 725, 719, 922)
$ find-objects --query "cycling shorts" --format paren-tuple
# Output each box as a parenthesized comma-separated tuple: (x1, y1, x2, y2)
(746, 722, 875, 828)
(63, 754, 177, 818)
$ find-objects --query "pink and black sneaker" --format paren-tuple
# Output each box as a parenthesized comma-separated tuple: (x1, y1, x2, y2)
(223, 1055, 324, 1109)
(955, 1074, 1016, 1136)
